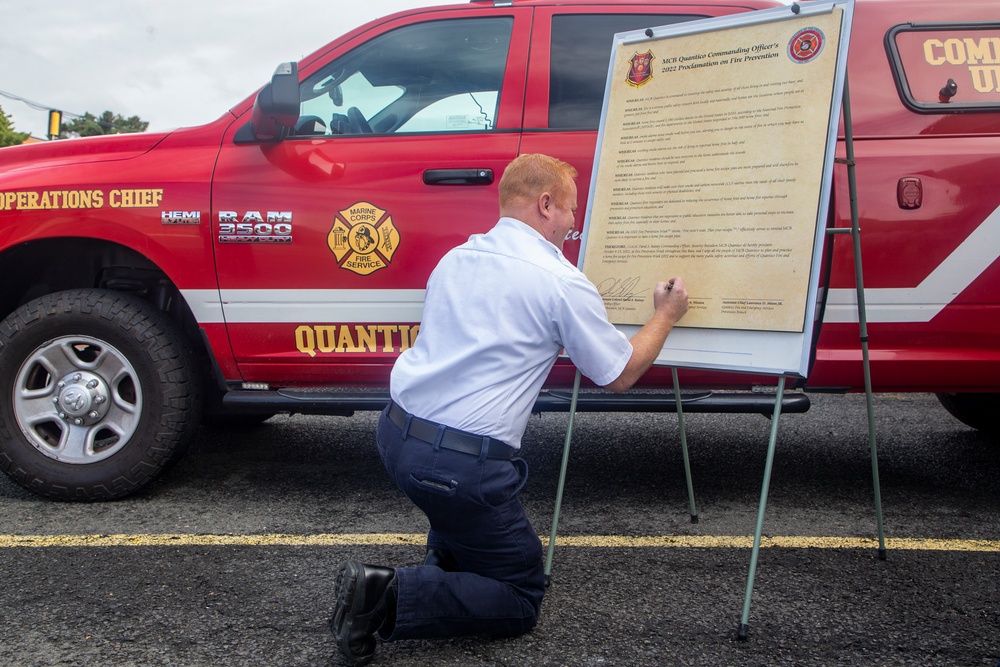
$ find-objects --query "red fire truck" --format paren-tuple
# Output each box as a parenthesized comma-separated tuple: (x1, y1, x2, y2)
(0, 0, 997, 499)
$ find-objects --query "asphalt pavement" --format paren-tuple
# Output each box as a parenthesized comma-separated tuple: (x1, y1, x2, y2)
(0, 392, 997, 666)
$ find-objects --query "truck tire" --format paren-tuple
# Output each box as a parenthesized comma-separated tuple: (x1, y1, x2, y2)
(0, 289, 202, 500)
(935, 392, 1000, 437)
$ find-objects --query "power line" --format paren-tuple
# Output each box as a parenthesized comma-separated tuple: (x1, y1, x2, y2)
(0, 89, 131, 132)
(0, 89, 83, 119)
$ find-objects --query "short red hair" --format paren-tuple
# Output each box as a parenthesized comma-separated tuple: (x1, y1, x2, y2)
(498, 154, 578, 210)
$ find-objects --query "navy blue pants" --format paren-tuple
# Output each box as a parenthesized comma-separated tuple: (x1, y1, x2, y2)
(375, 405, 546, 640)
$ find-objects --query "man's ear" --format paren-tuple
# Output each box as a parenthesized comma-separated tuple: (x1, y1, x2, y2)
(538, 192, 553, 216)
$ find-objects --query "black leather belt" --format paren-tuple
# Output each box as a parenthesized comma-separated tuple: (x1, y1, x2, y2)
(387, 401, 515, 460)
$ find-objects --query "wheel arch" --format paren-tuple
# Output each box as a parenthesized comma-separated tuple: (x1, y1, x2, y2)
(0, 237, 211, 376)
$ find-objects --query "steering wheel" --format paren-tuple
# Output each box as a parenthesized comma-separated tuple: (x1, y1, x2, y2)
(347, 106, 373, 134)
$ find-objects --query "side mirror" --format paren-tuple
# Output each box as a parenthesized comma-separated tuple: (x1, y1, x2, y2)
(249, 62, 300, 141)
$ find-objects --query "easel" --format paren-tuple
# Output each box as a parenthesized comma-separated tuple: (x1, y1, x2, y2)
(734, 73, 887, 639)
(543, 72, 887, 641)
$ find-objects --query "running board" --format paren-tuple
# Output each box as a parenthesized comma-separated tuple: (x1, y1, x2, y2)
(221, 388, 810, 417)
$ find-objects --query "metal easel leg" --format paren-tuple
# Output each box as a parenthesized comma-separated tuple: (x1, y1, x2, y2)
(672, 368, 699, 523)
(737, 375, 787, 640)
(544, 369, 583, 584)
(841, 76, 887, 559)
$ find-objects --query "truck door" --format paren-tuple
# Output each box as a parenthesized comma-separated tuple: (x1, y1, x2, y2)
(211, 9, 530, 385)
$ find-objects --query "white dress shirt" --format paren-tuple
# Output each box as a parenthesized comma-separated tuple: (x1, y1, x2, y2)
(390, 217, 632, 448)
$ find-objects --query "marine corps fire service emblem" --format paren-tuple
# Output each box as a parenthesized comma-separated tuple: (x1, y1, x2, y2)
(327, 202, 399, 276)
(788, 27, 825, 64)
(627, 50, 654, 87)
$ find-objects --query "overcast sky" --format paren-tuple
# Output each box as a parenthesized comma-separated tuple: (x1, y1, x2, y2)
(1, 0, 433, 139)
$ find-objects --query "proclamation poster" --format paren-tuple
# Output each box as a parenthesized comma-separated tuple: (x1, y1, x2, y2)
(579, 1, 854, 377)
(582, 4, 849, 335)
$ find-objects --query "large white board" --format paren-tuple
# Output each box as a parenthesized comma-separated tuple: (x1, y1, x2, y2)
(579, 0, 854, 378)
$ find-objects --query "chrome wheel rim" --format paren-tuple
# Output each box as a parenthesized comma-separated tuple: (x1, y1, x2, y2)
(13, 336, 143, 464)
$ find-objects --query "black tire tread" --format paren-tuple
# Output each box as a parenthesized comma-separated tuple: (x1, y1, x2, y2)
(935, 392, 1000, 436)
(0, 289, 202, 500)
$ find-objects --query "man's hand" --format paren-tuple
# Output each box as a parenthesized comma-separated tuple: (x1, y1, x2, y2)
(652, 277, 688, 325)
(604, 276, 689, 393)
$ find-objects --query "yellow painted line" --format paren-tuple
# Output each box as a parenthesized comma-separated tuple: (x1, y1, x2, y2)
(0, 533, 426, 548)
(0, 533, 997, 552)
(553, 535, 1000, 552)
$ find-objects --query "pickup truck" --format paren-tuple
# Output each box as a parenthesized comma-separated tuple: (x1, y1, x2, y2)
(1, 0, 997, 499)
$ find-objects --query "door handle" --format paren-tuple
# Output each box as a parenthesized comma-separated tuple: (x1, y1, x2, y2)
(423, 168, 494, 186)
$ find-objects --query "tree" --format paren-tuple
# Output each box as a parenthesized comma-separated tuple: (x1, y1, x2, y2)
(0, 105, 29, 148)
(60, 110, 149, 138)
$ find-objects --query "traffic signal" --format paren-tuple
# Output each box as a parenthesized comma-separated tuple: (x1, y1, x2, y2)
(47, 110, 61, 140)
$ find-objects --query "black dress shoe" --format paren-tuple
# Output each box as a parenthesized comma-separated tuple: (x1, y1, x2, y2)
(330, 561, 397, 666)
(423, 547, 460, 572)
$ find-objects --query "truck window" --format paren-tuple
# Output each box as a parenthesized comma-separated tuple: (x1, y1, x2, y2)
(296, 17, 513, 136)
(887, 23, 1000, 113)
(549, 14, 701, 130)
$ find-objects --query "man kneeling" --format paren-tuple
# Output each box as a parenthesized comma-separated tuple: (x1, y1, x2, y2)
(330, 153, 688, 665)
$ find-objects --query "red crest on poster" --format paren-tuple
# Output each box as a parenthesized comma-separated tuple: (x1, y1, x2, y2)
(627, 51, 654, 87)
